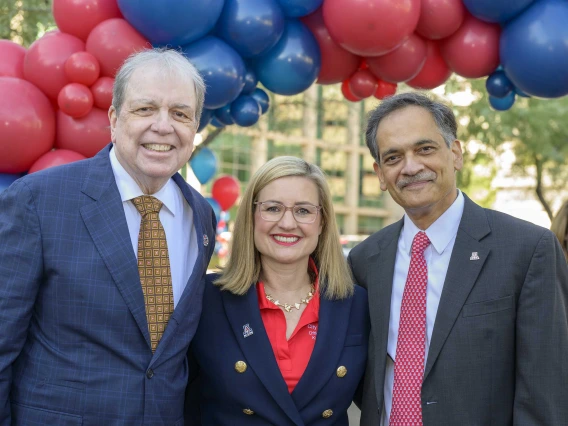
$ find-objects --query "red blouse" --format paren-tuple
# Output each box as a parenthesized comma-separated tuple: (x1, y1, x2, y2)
(257, 258, 320, 393)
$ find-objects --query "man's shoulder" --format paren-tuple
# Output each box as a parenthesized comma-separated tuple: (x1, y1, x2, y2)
(476, 204, 549, 239)
(18, 157, 94, 193)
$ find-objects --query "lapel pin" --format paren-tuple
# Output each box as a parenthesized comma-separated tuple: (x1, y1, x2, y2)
(470, 252, 480, 261)
(243, 323, 254, 338)
(203, 234, 209, 247)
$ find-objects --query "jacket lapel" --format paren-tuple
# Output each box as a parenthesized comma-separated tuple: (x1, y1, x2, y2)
(222, 287, 304, 426)
(424, 195, 491, 379)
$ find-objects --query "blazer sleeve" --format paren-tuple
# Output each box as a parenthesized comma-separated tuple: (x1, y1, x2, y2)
(513, 230, 568, 425)
(0, 180, 44, 425)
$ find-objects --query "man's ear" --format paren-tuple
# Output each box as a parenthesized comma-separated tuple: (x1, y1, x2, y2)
(373, 161, 388, 192)
(108, 106, 117, 143)
(451, 139, 463, 172)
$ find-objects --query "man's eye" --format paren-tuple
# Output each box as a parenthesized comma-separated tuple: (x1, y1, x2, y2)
(175, 111, 189, 119)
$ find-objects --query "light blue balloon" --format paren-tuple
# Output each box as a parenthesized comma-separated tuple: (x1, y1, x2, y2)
(205, 197, 222, 222)
(190, 147, 218, 184)
(489, 92, 516, 111)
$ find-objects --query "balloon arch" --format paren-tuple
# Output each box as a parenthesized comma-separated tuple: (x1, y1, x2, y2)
(1, 0, 568, 205)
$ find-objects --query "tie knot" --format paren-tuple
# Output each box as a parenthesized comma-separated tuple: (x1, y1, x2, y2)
(411, 231, 430, 254)
(132, 195, 163, 216)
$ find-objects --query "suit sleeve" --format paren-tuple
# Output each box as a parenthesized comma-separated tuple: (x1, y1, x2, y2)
(0, 180, 44, 425)
(513, 230, 568, 425)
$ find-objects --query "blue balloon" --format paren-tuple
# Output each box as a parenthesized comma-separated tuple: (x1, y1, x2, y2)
(485, 71, 513, 98)
(514, 86, 531, 98)
(190, 147, 218, 184)
(489, 92, 516, 111)
(205, 197, 222, 222)
(183, 36, 246, 109)
(198, 108, 214, 133)
(501, 0, 568, 98)
(463, 0, 536, 23)
(251, 88, 270, 114)
(216, 0, 285, 58)
(210, 116, 226, 128)
(214, 104, 235, 126)
(276, 0, 323, 18)
(117, 0, 224, 46)
(0, 173, 20, 193)
(242, 65, 258, 95)
(230, 95, 261, 127)
(252, 20, 321, 96)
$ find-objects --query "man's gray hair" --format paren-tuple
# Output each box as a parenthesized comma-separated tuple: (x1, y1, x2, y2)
(365, 92, 457, 163)
(112, 48, 206, 128)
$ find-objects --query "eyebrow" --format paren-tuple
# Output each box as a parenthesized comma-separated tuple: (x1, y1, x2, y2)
(380, 138, 440, 161)
(258, 200, 318, 206)
(130, 99, 194, 111)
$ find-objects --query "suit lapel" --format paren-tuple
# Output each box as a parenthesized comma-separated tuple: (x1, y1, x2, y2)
(424, 195, 491, 379)
(222, 287, 304, 426)
(291, 290, 352, 410)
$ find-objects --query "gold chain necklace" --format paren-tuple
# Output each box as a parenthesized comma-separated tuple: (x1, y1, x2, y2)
(265, 285, 315, 313)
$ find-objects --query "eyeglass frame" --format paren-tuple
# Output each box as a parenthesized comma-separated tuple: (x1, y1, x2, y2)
(253, 201, 322, 224)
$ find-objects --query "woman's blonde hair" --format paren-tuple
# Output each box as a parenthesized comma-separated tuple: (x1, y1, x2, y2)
(215, 156, 354, 300)
(550, 200, 568, 262)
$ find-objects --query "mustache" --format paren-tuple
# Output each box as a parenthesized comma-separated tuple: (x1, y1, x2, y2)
(397, 171, 437, 189)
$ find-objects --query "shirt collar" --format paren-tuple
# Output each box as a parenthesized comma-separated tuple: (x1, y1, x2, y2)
(109, 146, 177, 216)
(401, 190, 465, 256)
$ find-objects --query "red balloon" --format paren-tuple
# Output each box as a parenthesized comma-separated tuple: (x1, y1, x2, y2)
(86, 19, 149, 77)
(366, 33, 427, 83)
(439, 14, 501, 79)
(374, 80, 398, 100)
(24, 31, 85, 100)
(58, 83, 94, 118)
(211, 175, 241, 211)
(0, 77, 55, 173)
(416, 0, 465, 40)
(301, 8, 360, 85)
(55, 108, 110, 158)
(53, 0, 122, 41)
(348, 69, 377, 99)
(323, 0, 421, 56)
(407, 40, 452, 89)
(64, 51, 101, 86)
(0, 40, 26, 79)
(341, 80, 362, 102)
(91, 76, 114, 110)
(29, 149, 86, 174)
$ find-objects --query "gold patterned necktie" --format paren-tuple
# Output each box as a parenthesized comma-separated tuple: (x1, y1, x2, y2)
(132, 195, 174, 352)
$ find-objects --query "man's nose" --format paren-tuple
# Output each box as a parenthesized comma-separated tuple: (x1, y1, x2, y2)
(151, 110, 174, 134)
(400, 155, 424, 175)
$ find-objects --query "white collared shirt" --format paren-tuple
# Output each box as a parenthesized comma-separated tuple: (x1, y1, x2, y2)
(109, 147, 197, 307)
(382, 190, 465, 425)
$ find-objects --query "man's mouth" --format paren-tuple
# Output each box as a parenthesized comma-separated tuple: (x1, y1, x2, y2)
(143, 144, 172, 152)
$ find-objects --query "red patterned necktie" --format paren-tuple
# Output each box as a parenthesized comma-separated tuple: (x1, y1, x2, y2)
(132, 195, 174, 352)
(390, 231, 431, 426)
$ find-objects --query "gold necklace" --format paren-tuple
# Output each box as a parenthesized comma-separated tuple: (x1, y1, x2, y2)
(265, 285, 315, 313)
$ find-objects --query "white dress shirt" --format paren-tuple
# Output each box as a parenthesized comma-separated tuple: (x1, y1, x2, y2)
(382, 191, 464, 426)
(109, 147, 197, 307)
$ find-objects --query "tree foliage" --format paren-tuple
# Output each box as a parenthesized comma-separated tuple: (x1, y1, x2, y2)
(1, 0, 55, 47)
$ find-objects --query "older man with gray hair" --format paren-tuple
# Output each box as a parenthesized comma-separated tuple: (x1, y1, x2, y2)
(0, 48, 216, 425)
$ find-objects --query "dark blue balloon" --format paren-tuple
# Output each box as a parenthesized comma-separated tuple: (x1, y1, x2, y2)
(489, 92, 516, 111)
(242, 66, 258, 95)
(276, 0, 323, 18)
(118, 0, 224, 46)
(215, 104, 235, 125)
(251, 88, 270, 114)
(463, 0, 536, 23)
(485, 71, 513, 98)
(210, 116, 226, 128)
(205, 197, 222, 222)
(190, 147, 218, 184)
(183, 36, 246, 109)
(198, 108, 214, 132)
(252, 20, 321, 96)
(230, 95, 261, 127)
(0, 173, 20, 193)
(217, 0, 285, 58)
(501, 0, 568, 98)
(514, 86, 531, 98)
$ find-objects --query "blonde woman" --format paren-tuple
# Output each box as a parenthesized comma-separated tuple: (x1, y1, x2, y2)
(551, 200, 568, 261)
(187, 156, 369, 425)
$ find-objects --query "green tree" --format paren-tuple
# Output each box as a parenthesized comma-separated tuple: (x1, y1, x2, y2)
(1, 0, 55, 47)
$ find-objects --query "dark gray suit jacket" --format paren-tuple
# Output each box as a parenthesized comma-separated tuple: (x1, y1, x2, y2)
(348, 194, 568, 426)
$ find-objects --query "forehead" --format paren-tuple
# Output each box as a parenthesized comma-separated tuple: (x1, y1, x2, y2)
(376, 106, 442, 150)
(257, 176, 320, 202)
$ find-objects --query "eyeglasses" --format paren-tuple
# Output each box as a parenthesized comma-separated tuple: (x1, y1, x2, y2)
(254, 201, 322, 224)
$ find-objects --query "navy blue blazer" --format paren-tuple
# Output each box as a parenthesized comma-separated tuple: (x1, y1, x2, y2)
(186, 273, 369, 425)
(0, 144, 216, 426)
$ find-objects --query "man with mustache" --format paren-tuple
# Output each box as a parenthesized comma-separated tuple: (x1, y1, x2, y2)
(348, 92, 568, 426)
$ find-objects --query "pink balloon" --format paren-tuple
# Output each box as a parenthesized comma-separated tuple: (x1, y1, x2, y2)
(301, 8, 360, 84)
(366, 33, 427, 83)
(322, 0, 421, 56)
(58, 83, 94, 118)
(407, 40, 452, 89)
(416, 0, 465, 40)
(29, 149, 86, 174)
(211, 175, 241, 211)
(91, 76, 114, 110)
(53, 0, 122, 41)
(439, 14, 501, 79)
(64, 52, 100, 86)
(0, 40, 26, 79)
(341, 79, 362, 102)
(374, 80, 398, 100)
(55, 108, 110, 158)
(24, 31, 85, 100)
(348, 69, 377, 99)
(86, 19, 149, 77)
(0, 77, 56, 173)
